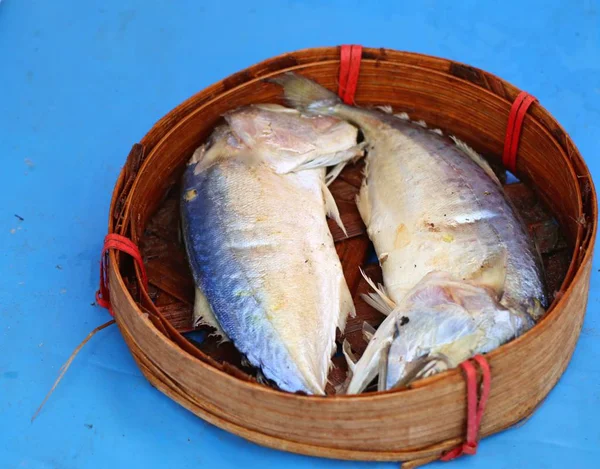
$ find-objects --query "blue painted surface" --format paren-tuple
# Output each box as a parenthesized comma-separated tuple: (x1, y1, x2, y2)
(1, 0, 599, 467)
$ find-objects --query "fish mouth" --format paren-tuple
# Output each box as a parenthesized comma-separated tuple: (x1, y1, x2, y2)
(388, 353, 453, 390)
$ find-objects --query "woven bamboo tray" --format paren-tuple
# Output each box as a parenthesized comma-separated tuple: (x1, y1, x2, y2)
(102, 47, 597, 464)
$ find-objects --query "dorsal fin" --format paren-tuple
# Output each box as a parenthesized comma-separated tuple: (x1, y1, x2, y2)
(451, 135, 502, 187)
(359, 267, 396, 315)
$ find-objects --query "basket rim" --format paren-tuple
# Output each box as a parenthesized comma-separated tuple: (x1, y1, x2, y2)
(107, 47, 598, 401)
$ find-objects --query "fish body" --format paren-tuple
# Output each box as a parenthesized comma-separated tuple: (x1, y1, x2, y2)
(274, 73, 547, 392)
(181, 104, 360, 394)
(354, 117, 546, 318)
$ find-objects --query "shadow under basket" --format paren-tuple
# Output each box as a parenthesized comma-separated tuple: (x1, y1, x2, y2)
(104, 47, 597, 464)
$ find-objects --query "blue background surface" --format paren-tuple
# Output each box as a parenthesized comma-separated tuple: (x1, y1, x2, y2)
(1, 0, 599, 467)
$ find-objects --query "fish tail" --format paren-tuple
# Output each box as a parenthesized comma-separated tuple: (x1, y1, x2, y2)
(270, 72, 341, 114)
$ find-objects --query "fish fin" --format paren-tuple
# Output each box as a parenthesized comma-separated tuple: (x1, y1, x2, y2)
(325, 143, 367, 185)
(376, 105, 394, 114)
(356, 180, 371, 227)
(333, 339, 357, 395)
(451, 135, 502, 187)
(322, 182, 347, 236)
(193, 287, 229, 343)
(362, 321, 376, 342)
(361, 293, 395, 316)
(417, 354, 451, 380)
(359, 267, 396, 315)
(390, 354, 451, 390)
(326, 162, 348, 186)
(346, 313, 396, 394)
(291, 142, 365, 175)
(269, 72, 341, 113)
(251, 103, 300, 114)
(392, 113, 443, 135)
(466, 249, 507, 298)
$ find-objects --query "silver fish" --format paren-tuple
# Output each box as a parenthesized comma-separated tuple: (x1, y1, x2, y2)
(181, 104, 362, 394)
(274, 73, 547, 393)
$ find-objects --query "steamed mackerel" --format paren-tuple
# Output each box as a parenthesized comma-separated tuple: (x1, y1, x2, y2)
(181, 104, 361, 394)
(274, 73, 547, 392)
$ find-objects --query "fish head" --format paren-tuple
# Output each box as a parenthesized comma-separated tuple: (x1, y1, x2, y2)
(383, 273, 531, 390)
(188, 124, 247, 174)
(384, 299, 479, 390)
(224, 104, 360, 173)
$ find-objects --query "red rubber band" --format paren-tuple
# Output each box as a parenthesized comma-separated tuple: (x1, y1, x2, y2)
(441, 355, 491, 462)
(96, 234, 148, 316)
(338, 45, 362, 105)
(502, 91, 537, 174)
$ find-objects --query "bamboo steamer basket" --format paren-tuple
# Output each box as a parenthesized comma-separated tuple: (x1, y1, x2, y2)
(103, 47, 597, 464)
